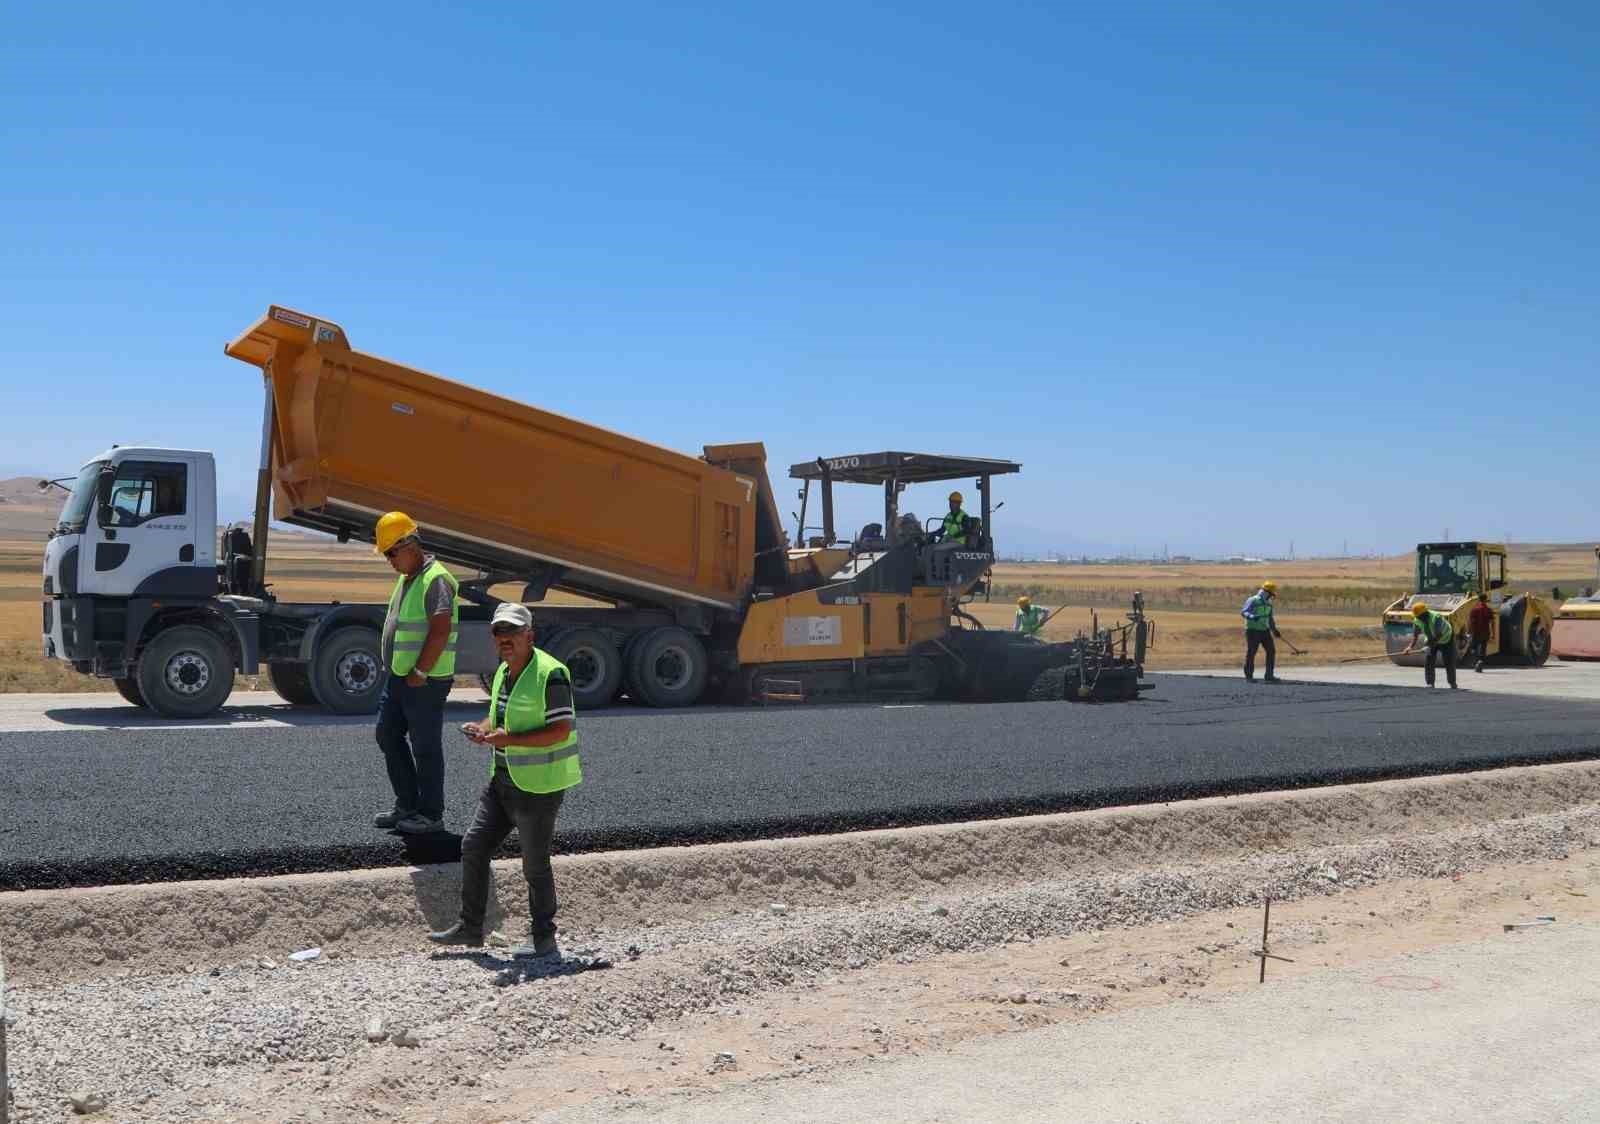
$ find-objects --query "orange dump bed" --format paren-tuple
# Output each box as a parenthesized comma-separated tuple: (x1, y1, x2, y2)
(226, 306, 757, 611)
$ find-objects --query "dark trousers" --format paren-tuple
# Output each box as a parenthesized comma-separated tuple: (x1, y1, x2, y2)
(375, 674, 451, 821)
(1244, 629, 1276, 679)
(1425, 642, 1458, 687)
(1467, 635, 1489, 666)
(459, 767, 565, 940)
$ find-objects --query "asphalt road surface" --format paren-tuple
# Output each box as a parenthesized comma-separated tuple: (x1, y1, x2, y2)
(4, 675, 1600, 890)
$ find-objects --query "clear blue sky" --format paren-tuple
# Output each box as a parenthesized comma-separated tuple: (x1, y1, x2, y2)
(2, 4, 1595, 557)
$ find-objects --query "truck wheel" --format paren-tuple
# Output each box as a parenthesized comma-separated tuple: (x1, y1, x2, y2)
(546, 627, 623, 709)
(311, 627, 385, 715)
(112, 677, 147, 708)
(135, 625, 235, 718)
(1524, 621, 1551, 667)
(627, 626, 708, 707)
(266, 662, 319, 706)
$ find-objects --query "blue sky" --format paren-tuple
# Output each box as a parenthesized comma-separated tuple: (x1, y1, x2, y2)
(2, 3, 1595, 557)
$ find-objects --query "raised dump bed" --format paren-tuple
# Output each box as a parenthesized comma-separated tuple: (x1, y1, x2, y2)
(225, 306, 758, 613)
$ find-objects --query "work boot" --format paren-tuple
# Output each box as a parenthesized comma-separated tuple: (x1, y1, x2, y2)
(373, 807, 413, 830)
(427, 922, 484, 948)
(512, 934, 560, 960)
(1262, 675, 1282, 684)
(394, 812, 444, 835)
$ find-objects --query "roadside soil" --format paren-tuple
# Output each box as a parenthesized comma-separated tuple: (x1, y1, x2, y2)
(6, 802, 1596, 1123)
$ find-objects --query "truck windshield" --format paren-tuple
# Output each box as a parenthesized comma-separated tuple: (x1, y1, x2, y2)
(55, 461, 106, 534)
(1417, 549, 1478, 594)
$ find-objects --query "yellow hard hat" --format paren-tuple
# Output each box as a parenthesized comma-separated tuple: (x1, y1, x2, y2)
(1017, 595, 1031, 608)
(1261, 580, 1279, 595)
(948, 491, 963, 505)
(1411, 600, 1429, 616)
(374, 511, 419, 555)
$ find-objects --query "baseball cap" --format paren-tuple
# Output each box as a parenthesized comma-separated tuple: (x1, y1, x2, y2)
(491, 602, 533, 630)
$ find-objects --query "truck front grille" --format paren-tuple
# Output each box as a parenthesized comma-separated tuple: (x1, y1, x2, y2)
(43, 600, 53, 632)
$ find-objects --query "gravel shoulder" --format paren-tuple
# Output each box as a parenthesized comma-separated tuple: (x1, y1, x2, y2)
(4, 788, 1598, 1122)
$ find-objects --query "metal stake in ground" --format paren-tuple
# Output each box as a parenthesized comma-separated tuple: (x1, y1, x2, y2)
(1254, 897, 1294, 983)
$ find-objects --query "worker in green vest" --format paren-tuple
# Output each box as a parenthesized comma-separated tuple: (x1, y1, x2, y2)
(373, 511, 459, 835)
(1403, 600, 1459, 689)
(940, 491, 974, 546)
(431, 601, 580, 959)
(1240, 580, 1282, 682)
(1015, 595, 1048, 638)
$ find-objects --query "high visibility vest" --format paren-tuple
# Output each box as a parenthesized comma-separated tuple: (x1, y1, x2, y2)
(387, 560, 459, 676)
(487, 650, 582, 795)
(943, 509, 970, 544)
(1415, 609, 1454, 646)
(1016, 605, 1047, 635)
(1241, 592, 1274, 632)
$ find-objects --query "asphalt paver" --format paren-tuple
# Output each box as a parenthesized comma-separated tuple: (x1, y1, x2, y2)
(3, 675, 1599, 890)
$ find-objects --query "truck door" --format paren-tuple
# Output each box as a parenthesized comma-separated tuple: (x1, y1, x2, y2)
(79, 457, 208, 598)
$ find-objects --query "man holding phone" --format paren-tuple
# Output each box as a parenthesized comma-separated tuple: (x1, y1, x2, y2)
(429, 602, 580, 959)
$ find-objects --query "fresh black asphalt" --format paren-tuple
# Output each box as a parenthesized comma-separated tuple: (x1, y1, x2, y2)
(4, 674, 1599, 890)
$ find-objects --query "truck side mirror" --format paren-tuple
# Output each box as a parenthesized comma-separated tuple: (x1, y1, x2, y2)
(95, 467, 116, 527)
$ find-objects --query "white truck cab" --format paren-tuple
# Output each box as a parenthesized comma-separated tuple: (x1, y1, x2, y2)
(41, 444, 495, 718)
(43, 447, 217, 604)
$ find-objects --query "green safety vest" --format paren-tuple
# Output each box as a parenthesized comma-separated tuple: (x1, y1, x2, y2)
(387, 559, 460, 677)
(487, 650, 582, 794)
(1415, 609, 1454, 646)
(1016, 605, 1047, 635)
(1242, 592, 1274, 632)
(943, 509, 970, 544)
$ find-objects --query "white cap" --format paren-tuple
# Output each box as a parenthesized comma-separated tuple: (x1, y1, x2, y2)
(491, 602, 533, 630)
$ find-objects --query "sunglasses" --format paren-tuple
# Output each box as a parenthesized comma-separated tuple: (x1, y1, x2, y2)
(492, 625, 530, 637)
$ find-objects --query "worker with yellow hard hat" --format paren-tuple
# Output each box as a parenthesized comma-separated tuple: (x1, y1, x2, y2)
(1401, 599, 1459, 689)
(939, 491, 975, 547)
(1240, 579, 1282, 682)
(1015, 595, 1048, 638)
(372, 511, 461, 834)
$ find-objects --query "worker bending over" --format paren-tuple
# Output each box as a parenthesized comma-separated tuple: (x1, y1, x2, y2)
(374, 511, 459, 836)
(1240, 580, 1282, 682)
(939, 492, 974, 546)
(432, 602, 580, 959)
(1467, 593, 1494, 672)
(1406, 601, 1459, 689)
(1015, 595, 1048, 638)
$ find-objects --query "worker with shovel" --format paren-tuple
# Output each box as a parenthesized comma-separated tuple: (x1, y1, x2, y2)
(1241, 580, 1283, 683)
(1403, 601, 1459, 689)
(1015, 595, 1049, 638)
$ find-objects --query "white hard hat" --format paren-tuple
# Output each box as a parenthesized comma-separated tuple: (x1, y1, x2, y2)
(491, 602, 533, 630)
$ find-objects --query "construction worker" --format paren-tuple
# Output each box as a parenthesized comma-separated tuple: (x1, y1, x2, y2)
(939, 492, 973, 546)
(1467, 593, 1494, 672)
(431, 602, 579, 958)
(1405, 600, 1458, 689)
(1240, 580, 1282, 682)
(1015, 595, 1048, 638)
(373, 511, 459, 835)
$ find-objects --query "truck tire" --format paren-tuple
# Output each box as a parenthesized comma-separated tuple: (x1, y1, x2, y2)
(112, 677, 147, 708)
(1524, 620, 1552, 667)
(626, 626, 708, 708)
(545, 627, 623, 710)
(310, 627, 385, 715)
(135, 625, 235, 718)
(266, 662, 319, 706)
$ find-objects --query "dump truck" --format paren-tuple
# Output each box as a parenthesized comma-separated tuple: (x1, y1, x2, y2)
(40, 305, 1146, 717)
(1381, 542, 1554, 667)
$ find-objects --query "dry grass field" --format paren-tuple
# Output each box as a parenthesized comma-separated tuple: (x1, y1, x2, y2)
(6, 525, 1596, 690)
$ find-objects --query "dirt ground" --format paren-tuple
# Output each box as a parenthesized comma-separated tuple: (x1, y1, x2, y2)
(471, 853, 1599, 1123)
